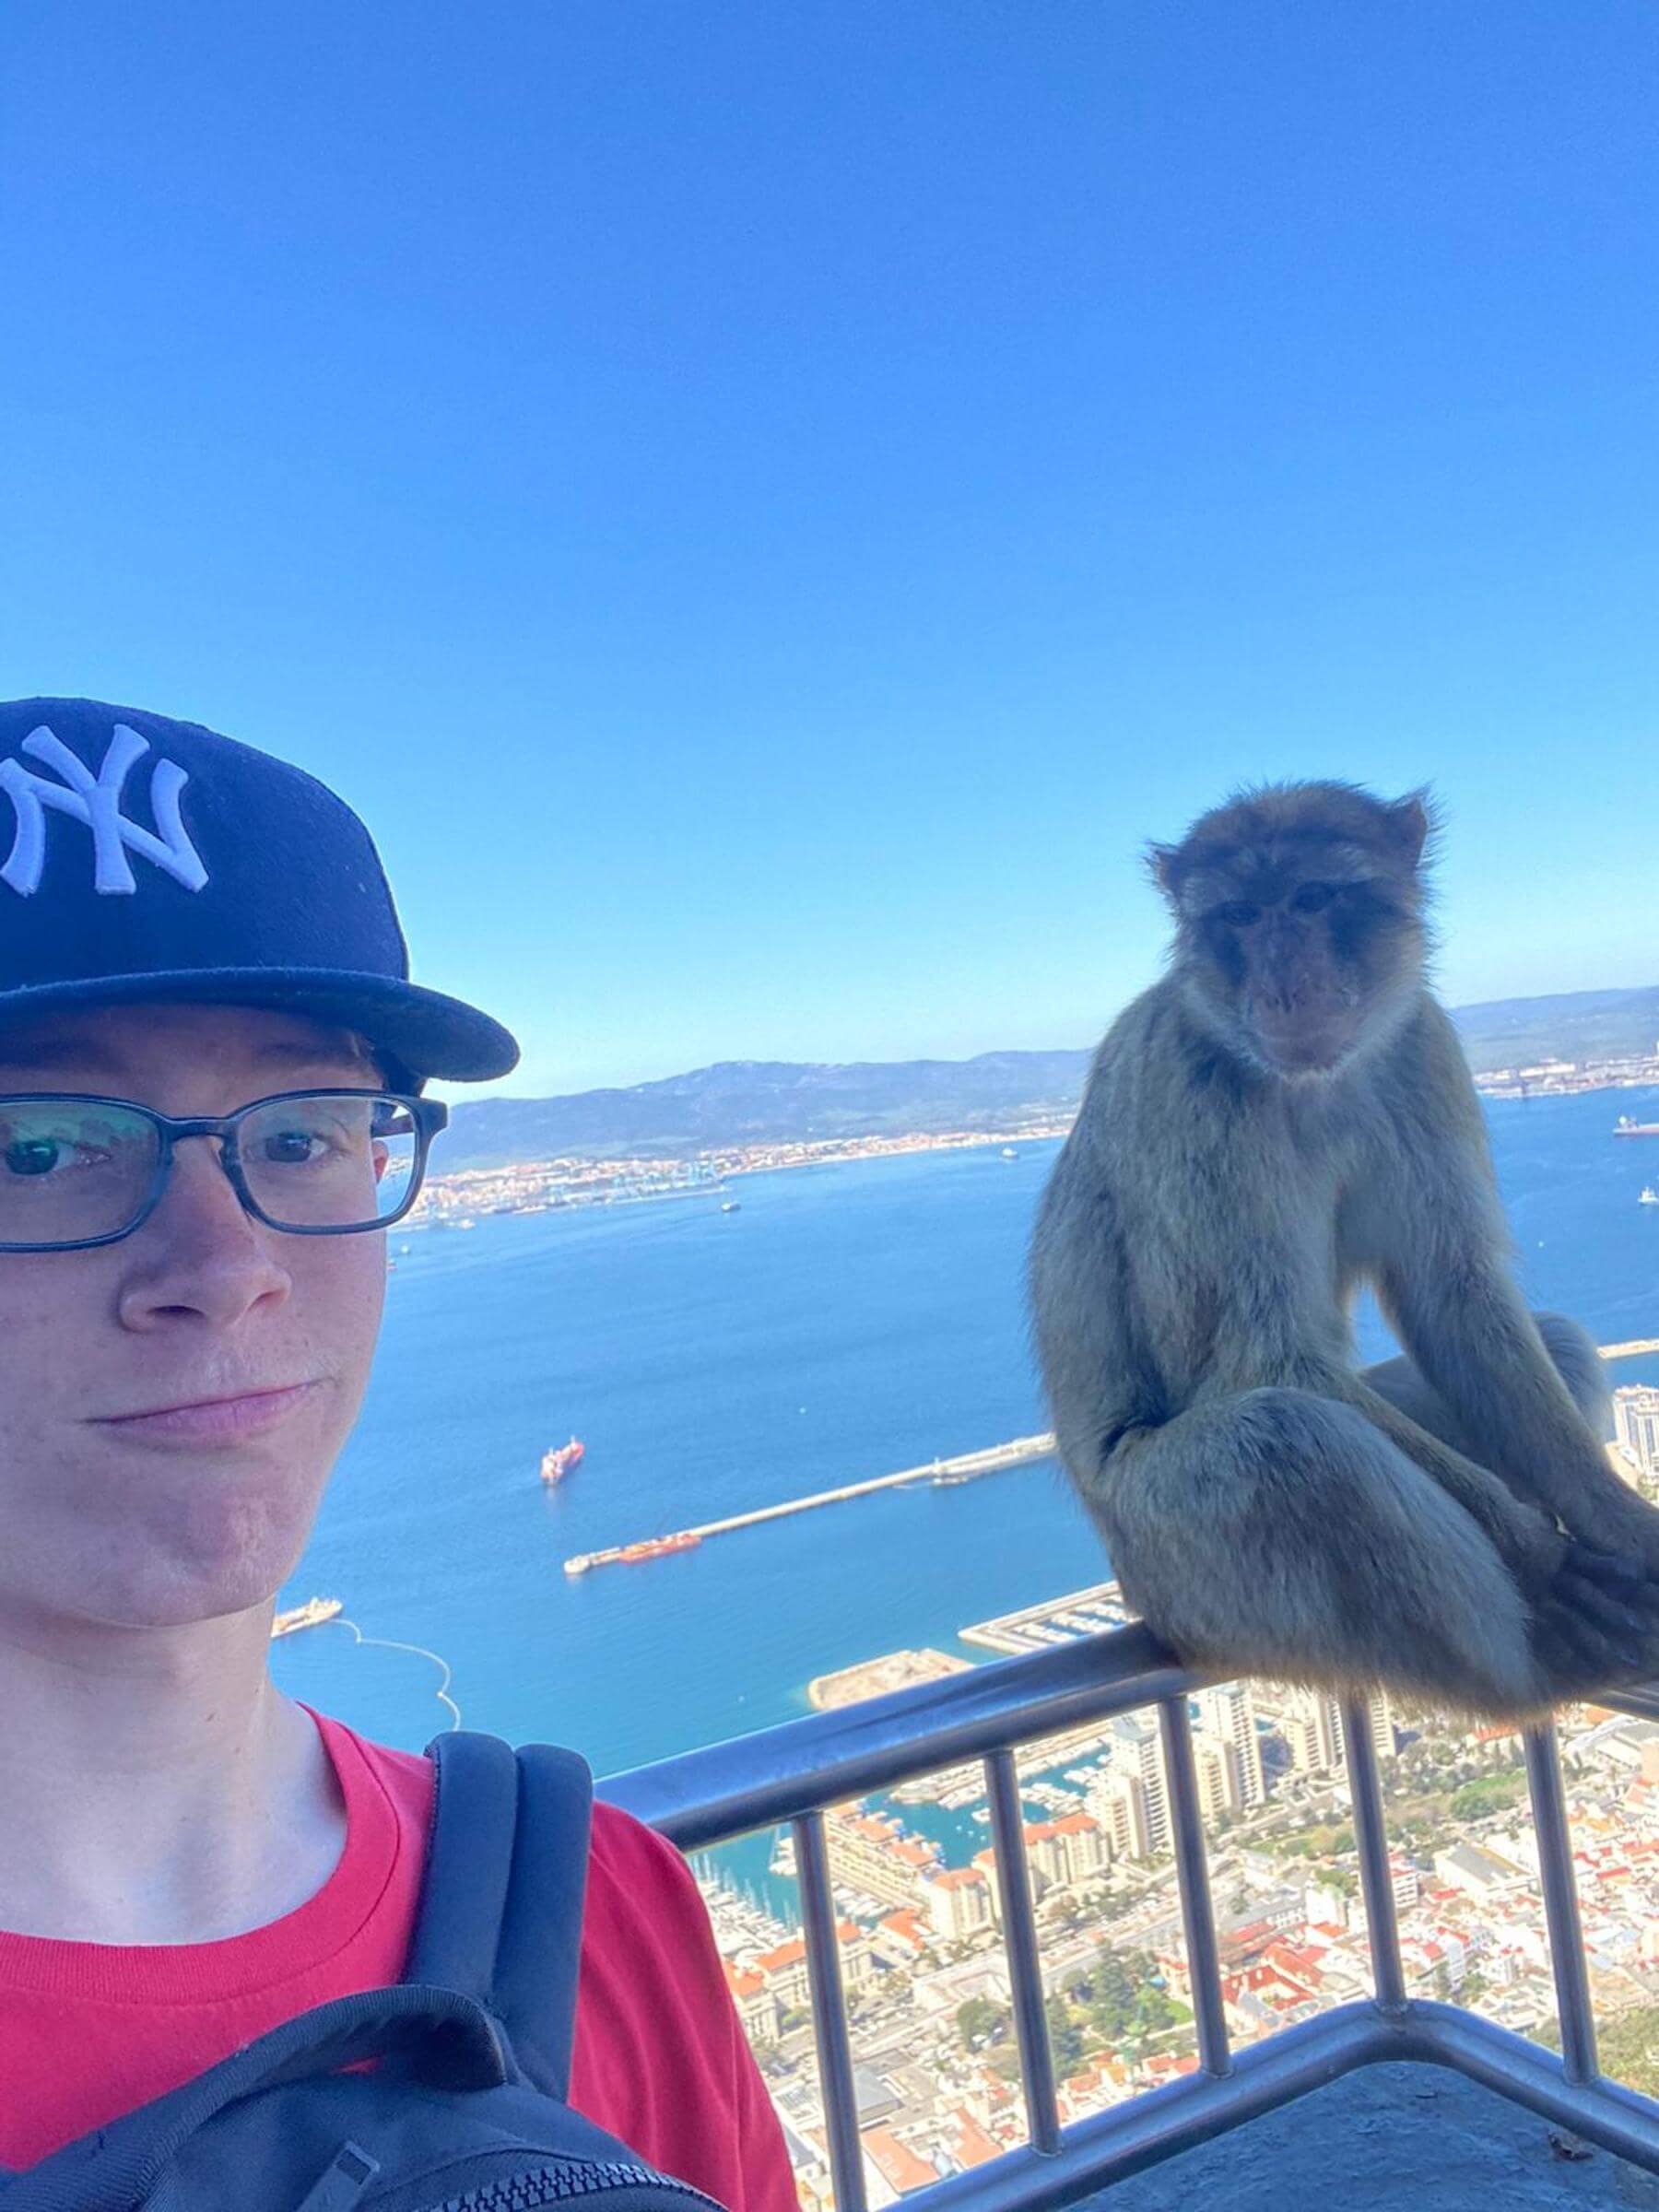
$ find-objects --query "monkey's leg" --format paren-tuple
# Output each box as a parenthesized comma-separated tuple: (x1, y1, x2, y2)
(1099, 1386, 1550, 1718)
(1359, 1315, 1659, 1688)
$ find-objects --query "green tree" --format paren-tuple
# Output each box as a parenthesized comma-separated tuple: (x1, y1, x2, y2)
(1587, 2005, 1659, 2101)
(1086, 1949, 1173, 2046)
(1045, 1994, 1088, 2077)
(1449, 1771, 1528, 1822)
(957, 1995, 1004, 2052)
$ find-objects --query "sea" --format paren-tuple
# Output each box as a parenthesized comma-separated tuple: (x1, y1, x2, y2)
(270, 1086, 1659, 1830)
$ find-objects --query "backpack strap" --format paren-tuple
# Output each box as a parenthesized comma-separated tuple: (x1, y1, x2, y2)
(403, 1733, 594, 2101)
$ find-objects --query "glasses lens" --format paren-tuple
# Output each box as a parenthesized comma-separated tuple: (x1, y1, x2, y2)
(239, 1093, 421, 1230)
(0, 1100, 159, 1246)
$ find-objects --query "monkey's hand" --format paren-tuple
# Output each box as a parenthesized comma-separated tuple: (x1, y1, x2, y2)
(1529, 1544, 1659, 1697)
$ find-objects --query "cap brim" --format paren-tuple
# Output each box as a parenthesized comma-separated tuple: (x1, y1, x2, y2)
(0, 969, 519, 1084)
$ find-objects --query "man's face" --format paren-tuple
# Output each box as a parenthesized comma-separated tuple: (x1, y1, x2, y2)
(0, 1001, 389, 1641)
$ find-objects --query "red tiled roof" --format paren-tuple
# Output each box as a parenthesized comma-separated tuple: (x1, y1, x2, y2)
(862, 2128, 938, 2193)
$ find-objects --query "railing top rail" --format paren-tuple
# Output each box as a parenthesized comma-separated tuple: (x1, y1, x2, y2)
(601, 1621, 1199, 1845)
(598, 1627, 1659, 2203)
(601, 1618, 1659, 1847)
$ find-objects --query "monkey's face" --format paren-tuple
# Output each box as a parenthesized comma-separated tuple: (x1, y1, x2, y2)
(1154, 783, 1430, 1078)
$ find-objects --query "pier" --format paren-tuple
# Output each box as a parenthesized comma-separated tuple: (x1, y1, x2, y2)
(562, 1433, 1056, 1576)
(564, 1338, 1659, 1577)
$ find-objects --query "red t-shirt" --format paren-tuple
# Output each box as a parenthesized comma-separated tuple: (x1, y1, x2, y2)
(0, 1706, 797, 2212)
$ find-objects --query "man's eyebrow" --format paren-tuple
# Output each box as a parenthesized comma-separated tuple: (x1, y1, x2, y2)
(0, 1036, 126, 1074)
(0, 1034, 374, 1074)
(253, 1038, 377, 1066)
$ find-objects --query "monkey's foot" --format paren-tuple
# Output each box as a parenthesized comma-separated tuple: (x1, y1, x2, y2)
(1531, 1544, 1659, 1694)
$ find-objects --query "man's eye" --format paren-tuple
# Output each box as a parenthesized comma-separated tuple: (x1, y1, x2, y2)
(1215, 901, 1260, 927)
(4, 1137, 63, 1178)
(1291, 882, 1336, 914)
(1, 1136, 107, 1178)
(261, 1127, 333, 1164)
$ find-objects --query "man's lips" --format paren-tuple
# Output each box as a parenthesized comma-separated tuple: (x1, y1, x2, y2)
(88, 1382, 318, 1443)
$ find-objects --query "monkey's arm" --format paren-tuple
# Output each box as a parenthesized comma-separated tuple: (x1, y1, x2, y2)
(1298, 1359, 1565, 1582)
(1378, 1263, 1651, 1552)
(1368, 1008, 1659, 1556)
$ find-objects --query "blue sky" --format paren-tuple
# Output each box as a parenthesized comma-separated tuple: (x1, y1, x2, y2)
(3, 3, 1656, 1099)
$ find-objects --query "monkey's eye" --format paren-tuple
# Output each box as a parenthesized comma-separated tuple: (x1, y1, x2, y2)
(1290, 883, 1335, 914)
(1215, 900, 1260, 927)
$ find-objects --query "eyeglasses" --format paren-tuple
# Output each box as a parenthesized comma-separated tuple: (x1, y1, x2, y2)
(0, 1090, 449, 1253)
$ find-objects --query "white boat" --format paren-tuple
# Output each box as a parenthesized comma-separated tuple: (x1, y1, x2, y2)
(1641, 1187, 1659, 1207)
(271, 1595, 342, 1639)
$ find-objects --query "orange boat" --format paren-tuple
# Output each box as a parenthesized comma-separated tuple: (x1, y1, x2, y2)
(616, 1532, 702, 1563)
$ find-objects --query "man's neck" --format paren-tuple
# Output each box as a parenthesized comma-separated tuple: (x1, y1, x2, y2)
(0, 1608, 347, 1946)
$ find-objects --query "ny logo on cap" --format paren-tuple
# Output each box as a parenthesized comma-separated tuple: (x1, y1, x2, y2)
(0, 724, 210, 898)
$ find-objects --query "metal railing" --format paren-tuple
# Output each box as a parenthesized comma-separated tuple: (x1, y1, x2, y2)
(603, 1625, 1659, 2212)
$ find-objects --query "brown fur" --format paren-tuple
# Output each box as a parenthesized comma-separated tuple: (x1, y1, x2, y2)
(1030, 781, 1659, 1719)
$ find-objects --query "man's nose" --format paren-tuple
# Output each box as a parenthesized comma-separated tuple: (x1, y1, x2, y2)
(116, 1137, 291, 1329)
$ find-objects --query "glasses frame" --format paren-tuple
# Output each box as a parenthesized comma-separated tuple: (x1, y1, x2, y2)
(0, 1088, 450, 1253)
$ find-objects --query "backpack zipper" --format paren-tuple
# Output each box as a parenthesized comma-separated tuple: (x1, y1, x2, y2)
(425, 2160, 720, 2211)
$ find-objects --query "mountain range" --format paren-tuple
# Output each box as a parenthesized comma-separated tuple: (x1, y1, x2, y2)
(438, 985, 1659, 1172)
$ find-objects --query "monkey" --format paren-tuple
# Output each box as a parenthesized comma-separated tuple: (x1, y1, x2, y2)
(1029, 780, 1659, 1721)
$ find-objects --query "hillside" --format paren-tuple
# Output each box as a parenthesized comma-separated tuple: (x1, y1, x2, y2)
(437, 986, 1659, 1171)
(1449, 986, 1659, 1076)
(441, 1050, 1090, 1169)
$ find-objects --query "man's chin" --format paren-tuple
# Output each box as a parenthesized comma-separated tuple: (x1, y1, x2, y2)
(23, 1460, 331, 1632)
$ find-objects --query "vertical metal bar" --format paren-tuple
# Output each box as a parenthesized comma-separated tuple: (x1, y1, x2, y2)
(1341, 1693, 1406, 2013)
(794, 1812, 869, 2212)
(1158, 1697, 1233, 2077)
(1524, 1720, 1599, 2085)
(985, 1747, 1064, 2153)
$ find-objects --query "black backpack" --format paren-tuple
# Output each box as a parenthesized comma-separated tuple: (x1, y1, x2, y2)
(0, 1733, 727, 2212)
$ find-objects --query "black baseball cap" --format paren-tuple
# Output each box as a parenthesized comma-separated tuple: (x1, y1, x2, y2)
(0, 698, 519, 1088)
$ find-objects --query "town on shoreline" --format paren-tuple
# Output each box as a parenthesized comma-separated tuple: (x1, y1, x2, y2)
(407, 1044, 1659, 1230)
(408, 1118, 1077, 1228)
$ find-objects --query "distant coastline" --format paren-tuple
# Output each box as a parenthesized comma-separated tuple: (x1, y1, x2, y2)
(412, 1053, 1659, 1229)
(412, 1119, 1073, 1226)
(425, 984, 1659, 1196)
(1470, 1054, 1659, 1103)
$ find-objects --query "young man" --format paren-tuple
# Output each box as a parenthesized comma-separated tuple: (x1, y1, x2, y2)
(0, 698, 797, 2208)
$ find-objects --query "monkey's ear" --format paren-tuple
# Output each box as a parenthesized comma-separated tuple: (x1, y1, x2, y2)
(1147, 842, 1182, 898)
(1385, 790, 1434, 870)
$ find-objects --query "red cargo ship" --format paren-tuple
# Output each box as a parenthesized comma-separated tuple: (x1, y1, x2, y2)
(541, 1438, 585, 1485)
(617, 1532, 701, 1563)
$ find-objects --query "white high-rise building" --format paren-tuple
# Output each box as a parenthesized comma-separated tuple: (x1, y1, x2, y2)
(1362, 1688, 1395, 1762)
(1107, 1710, 1171, 1853)
(1282, 1687, 1394, 1776)
(1190, 1730, 1241, 1822)
(1615, 1387, 1659, 1477)
(1283, 1688, 1345, 1776)
(1194, 1683, 1267, 1808)
(1088, 1766, 1151, 1861)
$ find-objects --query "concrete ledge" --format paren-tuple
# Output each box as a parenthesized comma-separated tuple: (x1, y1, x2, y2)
(1083, 2061, 1659, 2211)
